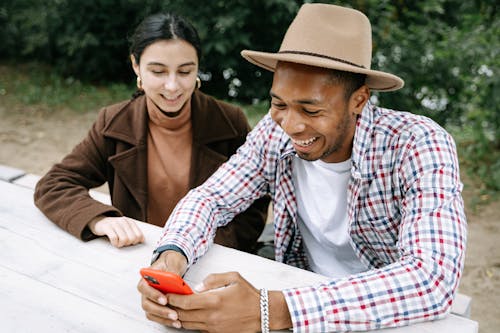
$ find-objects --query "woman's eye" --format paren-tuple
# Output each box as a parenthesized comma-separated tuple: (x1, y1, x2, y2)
(179, 71, 191, 76)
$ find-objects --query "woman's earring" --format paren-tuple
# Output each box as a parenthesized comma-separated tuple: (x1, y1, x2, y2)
(196, 77, 201, 89)
(136, 76, 143, 90)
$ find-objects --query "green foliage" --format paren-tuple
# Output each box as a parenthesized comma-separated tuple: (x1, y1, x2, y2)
(0, 0, 498, 194)
(450, 123, 500, 207)
(346, 0, 499, 195)
(137, 0, 302, 101)
(0, 0, 301, 95)
(360, 0, 498, 126)
(0, 62, 131, 112)
(0, 0, 161, 82)
(237, 100, 270, 128)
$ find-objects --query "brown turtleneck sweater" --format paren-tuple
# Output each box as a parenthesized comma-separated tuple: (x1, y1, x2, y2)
(146, 98, 193, 227)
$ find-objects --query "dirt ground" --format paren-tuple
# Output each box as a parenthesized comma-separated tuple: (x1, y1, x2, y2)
(1, 104, 498, 332)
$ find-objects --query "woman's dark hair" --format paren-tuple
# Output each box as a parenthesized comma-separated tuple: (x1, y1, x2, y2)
(129, 13, 201, 98)
(129, 12, 201, 64)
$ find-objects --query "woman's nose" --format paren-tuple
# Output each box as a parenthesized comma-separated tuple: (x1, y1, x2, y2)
(163, 75, 179, 90)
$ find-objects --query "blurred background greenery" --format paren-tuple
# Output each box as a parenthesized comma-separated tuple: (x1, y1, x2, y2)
(0, 0, 498, 201)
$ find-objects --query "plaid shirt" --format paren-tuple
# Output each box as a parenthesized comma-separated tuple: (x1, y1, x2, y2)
(157, 101, 467, 332)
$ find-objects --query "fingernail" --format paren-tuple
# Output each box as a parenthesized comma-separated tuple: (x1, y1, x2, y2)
(158, 296, 167, 305)
(168, 312, 178, 320)
(173, 321, 182, 329)
(194, 283, 205, 292)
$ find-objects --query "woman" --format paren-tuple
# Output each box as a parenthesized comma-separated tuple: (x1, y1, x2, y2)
(34, 12, 269, 251)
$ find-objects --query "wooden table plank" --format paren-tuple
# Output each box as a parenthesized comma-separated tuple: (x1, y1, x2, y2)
(0, 266, 174, 333)
(0, 181, 181, 332)
(11, 172, 40, 189)
(0, 164, 25, 182)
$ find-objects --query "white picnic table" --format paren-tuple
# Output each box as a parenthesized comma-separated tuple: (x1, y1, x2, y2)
(0, 166, 477, 332)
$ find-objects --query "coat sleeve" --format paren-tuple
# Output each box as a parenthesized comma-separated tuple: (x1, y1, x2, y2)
(34, 107, 122, 240)
(212, 106, 270, 253)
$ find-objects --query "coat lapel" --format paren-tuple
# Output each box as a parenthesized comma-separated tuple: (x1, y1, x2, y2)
(98, 91, 244, 219)
(191, 90, 243, 142)
(189, 90, 244, 187)
(98, 91, 245, 219)
(190, 143, 227, 187)
(102, 96, 148, 214)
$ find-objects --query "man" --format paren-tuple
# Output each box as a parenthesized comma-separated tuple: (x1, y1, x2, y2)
(138, 4, 466, 332)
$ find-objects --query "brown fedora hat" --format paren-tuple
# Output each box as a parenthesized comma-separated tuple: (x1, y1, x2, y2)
(241, 3, 404, 91)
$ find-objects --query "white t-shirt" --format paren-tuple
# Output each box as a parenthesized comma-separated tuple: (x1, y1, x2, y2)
(292, 156, 367, 278)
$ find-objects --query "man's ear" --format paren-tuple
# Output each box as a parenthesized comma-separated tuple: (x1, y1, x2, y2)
(130, 54, 140, 77)
(349, 85, 370, 115)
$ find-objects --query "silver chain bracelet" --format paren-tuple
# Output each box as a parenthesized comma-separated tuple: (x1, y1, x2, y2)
(260, 288, 270, 333)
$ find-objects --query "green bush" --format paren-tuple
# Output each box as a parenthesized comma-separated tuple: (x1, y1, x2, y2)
(0, 62, 131, 112)
(0, 0, 156, 82)
(1, 0, 498, 195)
(0, 0, 300, 95)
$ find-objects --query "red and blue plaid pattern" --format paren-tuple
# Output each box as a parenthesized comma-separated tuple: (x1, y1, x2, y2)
(157, 101, 466, 332)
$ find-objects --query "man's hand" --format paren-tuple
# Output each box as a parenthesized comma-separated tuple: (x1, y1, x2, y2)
(137, 250, 189, 329)
(138, 253, 292, 332)
(170, 271, 262, 332)
(88, 216, 144, 248)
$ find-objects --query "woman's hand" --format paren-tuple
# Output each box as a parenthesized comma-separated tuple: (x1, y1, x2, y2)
(88, 216, 144, 247)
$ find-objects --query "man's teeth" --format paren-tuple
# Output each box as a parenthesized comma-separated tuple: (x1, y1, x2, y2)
(293, 137, 317, 146)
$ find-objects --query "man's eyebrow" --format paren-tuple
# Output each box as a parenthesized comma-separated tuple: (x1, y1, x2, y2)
(270, 92, 282, 100)
(270, 91, 319, 105)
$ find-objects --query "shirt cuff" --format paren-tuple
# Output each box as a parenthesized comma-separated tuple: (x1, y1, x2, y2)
(151, 244, 188, 265)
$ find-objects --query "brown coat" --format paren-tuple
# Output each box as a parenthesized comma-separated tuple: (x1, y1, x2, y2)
(34, 91, 269, 253)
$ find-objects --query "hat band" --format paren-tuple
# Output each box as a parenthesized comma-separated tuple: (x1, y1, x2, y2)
(278, 50, 366, 69)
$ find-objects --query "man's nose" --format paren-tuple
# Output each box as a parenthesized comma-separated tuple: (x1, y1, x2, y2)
(281, 110, 306, 134)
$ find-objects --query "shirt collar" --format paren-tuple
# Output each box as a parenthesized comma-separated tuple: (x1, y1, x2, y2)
(351, 100, 375, 179)
(277, 100, 375, 178)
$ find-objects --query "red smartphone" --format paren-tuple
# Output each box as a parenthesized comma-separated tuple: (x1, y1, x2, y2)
(140, 268, 193, 295)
